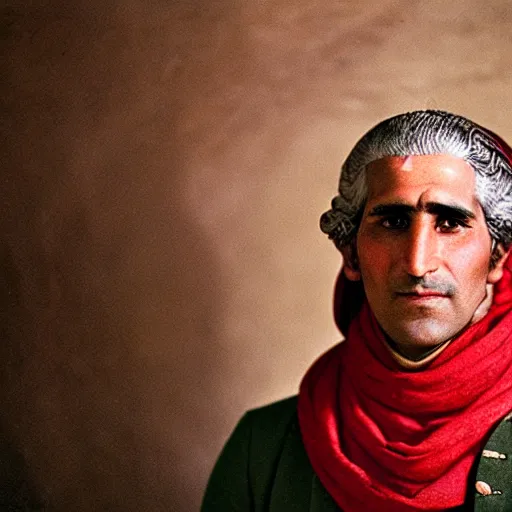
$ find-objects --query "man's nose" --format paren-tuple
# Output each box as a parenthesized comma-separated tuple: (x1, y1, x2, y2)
(403, 221, 439, 278)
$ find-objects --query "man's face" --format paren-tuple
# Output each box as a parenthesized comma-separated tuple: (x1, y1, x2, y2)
(352, 154, 505, 358)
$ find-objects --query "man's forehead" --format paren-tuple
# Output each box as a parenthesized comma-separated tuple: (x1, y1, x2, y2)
(365, 154, 476, 185)
(363, 154, 480, 211)
(399, 156, 415, 171)
(365, 153, 474, 174)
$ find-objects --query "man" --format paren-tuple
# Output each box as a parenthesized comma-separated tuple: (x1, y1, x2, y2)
(202, 110, 512, 511)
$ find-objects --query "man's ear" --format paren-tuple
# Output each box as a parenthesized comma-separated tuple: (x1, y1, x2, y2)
(341, 240, 361, 281)
(487, 242, 510, 284)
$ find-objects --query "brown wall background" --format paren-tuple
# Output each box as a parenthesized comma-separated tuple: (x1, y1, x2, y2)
(3, 1, 512, 510)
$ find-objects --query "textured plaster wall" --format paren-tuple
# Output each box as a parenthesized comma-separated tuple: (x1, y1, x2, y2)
(3, 1, 512, 510)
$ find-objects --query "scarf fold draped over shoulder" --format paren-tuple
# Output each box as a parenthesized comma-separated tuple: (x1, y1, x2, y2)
(298, 257, 512, 511)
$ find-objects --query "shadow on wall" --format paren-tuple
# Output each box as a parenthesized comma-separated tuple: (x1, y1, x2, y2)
(0, 139, 231, 512)
(0, 192, 225, 511)
(0, 414, 45, 510)
(1, 3, 233, 510)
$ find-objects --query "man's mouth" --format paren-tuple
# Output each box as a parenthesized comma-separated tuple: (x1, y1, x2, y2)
(398, 291, 447, 297)
(394, 288, 451, 301)
(395, 295, 449, 307)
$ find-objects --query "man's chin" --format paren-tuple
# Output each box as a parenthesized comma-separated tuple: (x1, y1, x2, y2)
(382, 323, 459, 360)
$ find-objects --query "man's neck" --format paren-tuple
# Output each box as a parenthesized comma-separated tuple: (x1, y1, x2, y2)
(384, 336, 453, 369)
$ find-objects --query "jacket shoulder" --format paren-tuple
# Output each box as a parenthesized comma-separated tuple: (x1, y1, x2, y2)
(201, 396, 299, 512)
(245, 395, 298, 433)
(245, 396, 300, 505)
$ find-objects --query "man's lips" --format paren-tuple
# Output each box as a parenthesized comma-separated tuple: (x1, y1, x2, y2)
(395, 290, 450, 300)
(397, 291, 448, 297)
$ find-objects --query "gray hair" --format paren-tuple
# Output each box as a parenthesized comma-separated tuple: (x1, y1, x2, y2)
(320, 110, 512, 250)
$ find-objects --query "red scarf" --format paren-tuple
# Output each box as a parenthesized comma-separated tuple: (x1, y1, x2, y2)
(298, 258, 512, 511)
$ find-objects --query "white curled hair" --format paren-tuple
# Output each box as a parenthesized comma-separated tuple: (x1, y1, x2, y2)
(320, 110, 512, 250)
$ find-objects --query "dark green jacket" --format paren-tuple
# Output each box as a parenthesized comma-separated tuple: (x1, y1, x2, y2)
(202, 397, 512, 512)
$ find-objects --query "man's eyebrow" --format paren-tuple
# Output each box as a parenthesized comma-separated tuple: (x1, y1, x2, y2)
(368, 202, 476, 219)
(368, 203, 415, 216)
(425, 202, 476, 219)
